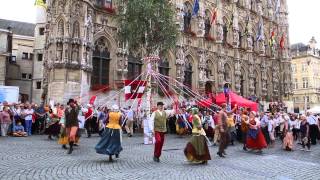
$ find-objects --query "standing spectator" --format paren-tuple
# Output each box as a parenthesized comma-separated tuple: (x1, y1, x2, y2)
(306, 111, 319, 145)
(260, 112, 270, 145)
(23, 104, 34, 136)
(85, 104, 94, 138)
(123, 106, 134, 137)
(0, 106, 12, 136)
(300, 115, 311, 151)
(268, 115, 276, 148)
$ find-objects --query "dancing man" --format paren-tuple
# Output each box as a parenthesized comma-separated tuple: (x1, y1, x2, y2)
(64, 99, 80, 154)
(217, 103, 229, 158)
(151, 102, 174, 162)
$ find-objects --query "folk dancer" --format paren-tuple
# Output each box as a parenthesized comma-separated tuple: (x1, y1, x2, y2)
(95, 105, 123, 162)
(64, 99, 80, 154)
(217, 104, 229, 158)
(282, 116, 294, 151)
(241, 109, 249, 151)
(246, 111, 267, 153)
(150, 102, 175, 163)
(184, 107, 211, 164)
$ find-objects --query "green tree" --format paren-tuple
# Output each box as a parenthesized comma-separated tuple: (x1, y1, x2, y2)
(118, 0, 178, 56)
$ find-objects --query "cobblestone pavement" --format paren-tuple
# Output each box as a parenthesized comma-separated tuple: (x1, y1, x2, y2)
(1, 134, 320, 180)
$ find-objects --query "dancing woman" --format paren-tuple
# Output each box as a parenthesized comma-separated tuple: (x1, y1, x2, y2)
(184, 107, 211, 164)
(246, 111, 267, 153)
(95, 105, 123, 162)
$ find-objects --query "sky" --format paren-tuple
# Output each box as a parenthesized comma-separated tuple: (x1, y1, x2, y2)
(0, 0, 318, 45)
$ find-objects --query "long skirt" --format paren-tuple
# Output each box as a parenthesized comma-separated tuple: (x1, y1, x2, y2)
(45, 122, 61, 136)
(282, 132, 294, 150)
(184, 135, 211, 163)
(95, 128, 123, 155)
(246, 129, 267, 150)
(204, 125, 214, 140)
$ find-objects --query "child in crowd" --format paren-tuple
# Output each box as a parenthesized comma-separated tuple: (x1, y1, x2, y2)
(13, 121, 27, 137)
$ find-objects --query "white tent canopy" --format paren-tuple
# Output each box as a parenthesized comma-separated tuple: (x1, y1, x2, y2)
(308, 106, 320, 114)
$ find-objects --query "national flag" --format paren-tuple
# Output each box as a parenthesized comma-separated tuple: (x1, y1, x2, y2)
(192, 0, 200, 16)
(280, 34, 285, 49)
(256, 20, 264, 41)
(124, 80, 147, 100)
(268, 29, 276, 47)
(89, 95, 97, 105)
(210, 8, 217, 25)
(34, 0, 47, 9)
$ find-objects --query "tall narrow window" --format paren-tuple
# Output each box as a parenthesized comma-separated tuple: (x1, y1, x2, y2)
(72, 21, 80, 38)
(158, 58, 170, 96)
(57, 19, 64, 37)
(92, 38, 111, 88)
(127, 56, 143, 80)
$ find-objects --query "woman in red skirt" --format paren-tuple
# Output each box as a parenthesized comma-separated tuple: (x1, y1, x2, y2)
(246, 111, 267, 153)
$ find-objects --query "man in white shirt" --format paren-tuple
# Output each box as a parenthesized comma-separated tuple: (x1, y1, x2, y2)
(306, 111, 319, 145)
(150, 102, 174, 163)
(123, 106, 134, 137)
(23, 104, 34, 136)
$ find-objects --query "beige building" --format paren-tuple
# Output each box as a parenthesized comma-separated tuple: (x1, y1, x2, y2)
(291, 37, 320, 112)
(0, 19, 35, 102)
(40, 0, 291, 105)
(0, 28, 11, 86)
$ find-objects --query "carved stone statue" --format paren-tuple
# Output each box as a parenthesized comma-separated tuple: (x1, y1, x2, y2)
(72, 45, 79, 63)
(216, 24, 223, 42)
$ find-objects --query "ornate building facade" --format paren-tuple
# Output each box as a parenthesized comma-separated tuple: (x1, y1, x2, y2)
(40, 0, 292, 104)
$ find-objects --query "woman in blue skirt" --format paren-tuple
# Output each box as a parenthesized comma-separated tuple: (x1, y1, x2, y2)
(95, 105, 123, 162)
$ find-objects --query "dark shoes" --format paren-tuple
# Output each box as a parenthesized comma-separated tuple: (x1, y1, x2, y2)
(109, 155, 113, 162)
(217, 152, 225, 158)
(115, 154, 119, 158)
(67, 147, 73, 154)
(243, 146, 248, 151)
(153, 156, 160, 163)
(48, 135, 53, 140)
(62, 145, 68, 149)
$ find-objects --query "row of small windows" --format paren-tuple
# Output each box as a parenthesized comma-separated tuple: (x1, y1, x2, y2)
(20, 53, 43, 61)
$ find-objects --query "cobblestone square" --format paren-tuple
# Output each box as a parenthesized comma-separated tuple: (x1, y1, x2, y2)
(1, 134, 320, 180)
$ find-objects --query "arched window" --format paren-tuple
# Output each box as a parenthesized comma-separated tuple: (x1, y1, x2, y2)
(204, 10, 211, 38)
(92, 38, 111, 87)
(127, 55, 143, 80)
(57, 19, 64, 37)
(184, 61, 193, 88)
(72, 21, 80, 38)
(224, 64, 231, 82)
(158, 58, 170, 96)
(183, 2, 192, 32)
(254, 71, 259, 95)
(240, 68, 246, 96)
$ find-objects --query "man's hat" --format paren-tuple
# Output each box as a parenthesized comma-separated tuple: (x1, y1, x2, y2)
(157, 102, 164, 106)
(67, 99, 75, 105)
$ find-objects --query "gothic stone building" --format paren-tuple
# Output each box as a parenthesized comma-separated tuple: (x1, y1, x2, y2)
(41, 0, 292, 105)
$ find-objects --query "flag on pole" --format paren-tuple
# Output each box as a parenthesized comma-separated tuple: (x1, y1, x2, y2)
(34, 0, 47, 9)
(124, 80, 147, 100)
(89, 95, 97, 105)
(256, 20, 264, 41)
(280, 33, 285, 49)
(210, 8, 217, 25)
(192, 0, 200, 16)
